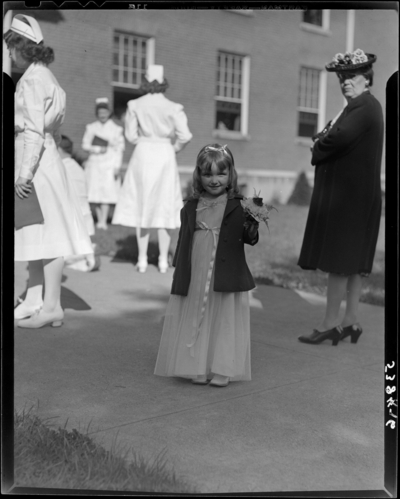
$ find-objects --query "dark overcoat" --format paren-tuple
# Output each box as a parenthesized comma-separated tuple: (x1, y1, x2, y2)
(171, 195, 258, 296)
(298, 91, 383, 275)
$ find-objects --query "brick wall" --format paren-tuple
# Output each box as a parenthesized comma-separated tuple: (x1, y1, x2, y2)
(16, 9, 398, 182)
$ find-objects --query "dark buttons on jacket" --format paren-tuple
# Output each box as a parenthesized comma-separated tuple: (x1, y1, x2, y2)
(222, 257, 226, 262)
(224, 221, 228, 225)
(223, 238, 227, 242)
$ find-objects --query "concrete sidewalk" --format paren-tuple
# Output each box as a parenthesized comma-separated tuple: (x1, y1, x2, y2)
(14, 256, 385, 494)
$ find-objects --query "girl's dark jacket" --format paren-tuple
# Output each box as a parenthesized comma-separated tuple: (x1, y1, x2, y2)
(171, 195, 258, 296)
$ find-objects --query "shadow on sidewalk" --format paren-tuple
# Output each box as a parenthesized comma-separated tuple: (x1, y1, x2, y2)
(111, 234, 174, 267)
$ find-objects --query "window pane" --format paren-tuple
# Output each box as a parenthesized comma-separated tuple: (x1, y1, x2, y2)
(113, 31, 149, 86)
(215, 100, 241, 131)
(298, 111, 318, 137)
(303, 10, 323, 26)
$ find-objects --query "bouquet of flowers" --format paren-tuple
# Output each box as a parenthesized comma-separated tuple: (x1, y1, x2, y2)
(241, 189, 277, 230)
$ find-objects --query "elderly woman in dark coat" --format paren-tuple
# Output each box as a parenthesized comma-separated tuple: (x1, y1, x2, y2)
(297, 49, 383, 346)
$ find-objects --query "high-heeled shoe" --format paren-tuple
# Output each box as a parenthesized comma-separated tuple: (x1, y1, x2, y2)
(14, 301, 43, 320)
(298, 327, 341, 346)
(339, 324, 363, 343)
(17, 309, 64, 329)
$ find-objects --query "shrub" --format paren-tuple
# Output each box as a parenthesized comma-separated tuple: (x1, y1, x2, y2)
(287, 172, 312, 206)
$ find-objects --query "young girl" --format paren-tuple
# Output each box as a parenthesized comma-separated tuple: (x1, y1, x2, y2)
(154, 144, 259, 387)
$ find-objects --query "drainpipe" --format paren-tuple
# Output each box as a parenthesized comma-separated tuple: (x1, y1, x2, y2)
(343, 10, 356, 106)
(346, 10, 355, 53)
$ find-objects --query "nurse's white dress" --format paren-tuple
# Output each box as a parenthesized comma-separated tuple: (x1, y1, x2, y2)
(14, 62, 93, 261)
(112, 93, 192, 229)
(81, 119, 125, 204)
(62, 157, 95, 237)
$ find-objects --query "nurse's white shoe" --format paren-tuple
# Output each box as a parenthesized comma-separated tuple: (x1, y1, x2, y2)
(17, 308, 64, 329)
(137, 260, 148, 273)
(158, 259, 169, 273)
(14, 301, 43, 320)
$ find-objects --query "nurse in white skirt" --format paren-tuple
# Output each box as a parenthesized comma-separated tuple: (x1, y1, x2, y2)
(82, 98, 125, 230)
(112, 65, 193, 272)
(8, 15, 93, 328)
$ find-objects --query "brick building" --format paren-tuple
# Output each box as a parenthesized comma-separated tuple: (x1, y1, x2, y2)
(4, 7, 397, 202)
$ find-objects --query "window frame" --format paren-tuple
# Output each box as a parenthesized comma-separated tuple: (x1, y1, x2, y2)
(111, 31, 155, 90)
(296, 66, 327, 142)
(213, 51, 251, 141)
(300, 10, 331, 35)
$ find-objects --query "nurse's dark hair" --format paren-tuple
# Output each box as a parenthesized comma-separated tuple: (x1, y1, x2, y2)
(4, 26, 54, 65)
(140, 77, 169, 94)
(192, 144, 239, 199)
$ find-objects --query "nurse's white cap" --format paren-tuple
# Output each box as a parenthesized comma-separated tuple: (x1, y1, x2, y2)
(10, 14, 43, 44)
(146, 64, 164, 83)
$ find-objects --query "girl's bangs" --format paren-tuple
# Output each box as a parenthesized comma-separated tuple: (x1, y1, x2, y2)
(198, 156, 229, 174)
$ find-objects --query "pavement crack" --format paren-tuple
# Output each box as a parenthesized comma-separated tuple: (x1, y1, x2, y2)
(87, 368, 362, 436)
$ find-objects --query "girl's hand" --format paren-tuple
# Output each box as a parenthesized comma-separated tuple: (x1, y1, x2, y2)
(244, 215, 259, 239)
(247, 222, 259, 240)
(15, 177, 32, 199)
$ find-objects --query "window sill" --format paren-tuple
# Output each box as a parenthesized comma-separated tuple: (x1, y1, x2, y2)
(300, 23, 331, 36)
(295, 137, 313, 147)
(212, 130, 251, 141)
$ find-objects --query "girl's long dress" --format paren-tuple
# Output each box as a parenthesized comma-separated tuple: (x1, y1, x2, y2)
(14, 63, 93, 261)
(154, 194, 251, 381)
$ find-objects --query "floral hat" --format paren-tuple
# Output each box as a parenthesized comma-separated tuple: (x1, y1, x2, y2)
(325, 49, 376, 72)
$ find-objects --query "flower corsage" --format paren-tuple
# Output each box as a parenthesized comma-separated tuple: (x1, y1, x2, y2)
(241, 190, 277, 231)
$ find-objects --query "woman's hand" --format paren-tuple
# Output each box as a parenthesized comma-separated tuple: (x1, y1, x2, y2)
(15, 177, 32, 199)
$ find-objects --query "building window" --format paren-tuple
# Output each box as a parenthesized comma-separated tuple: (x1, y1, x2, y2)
(112, 31, 154, 121)
(301, 10, 330, 33)
(214, 51, 250, 138)
(112, 31, 154, 88)
(297, 67, 321, 138)
(303, 10, 323, 26)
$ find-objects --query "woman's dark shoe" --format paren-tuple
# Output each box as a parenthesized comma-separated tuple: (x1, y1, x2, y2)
(298, 327, 341, 346)
(339, 324, 363, 344)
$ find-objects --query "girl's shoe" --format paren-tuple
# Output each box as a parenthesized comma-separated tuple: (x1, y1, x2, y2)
(17, 309, 64, 329)
(298, 327, 341, 346)
(14, 301, 43, 320)
(339, 324, 363, 343)
(209, 375, 230, 387)
(158, 260, 169, 273)
(191, 375, 210, 385)
(136, 261, 148, 273)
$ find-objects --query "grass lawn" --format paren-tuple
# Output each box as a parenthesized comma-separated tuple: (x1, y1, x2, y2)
(93, 203, 385, 306)
(13, 408, 197, 493)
